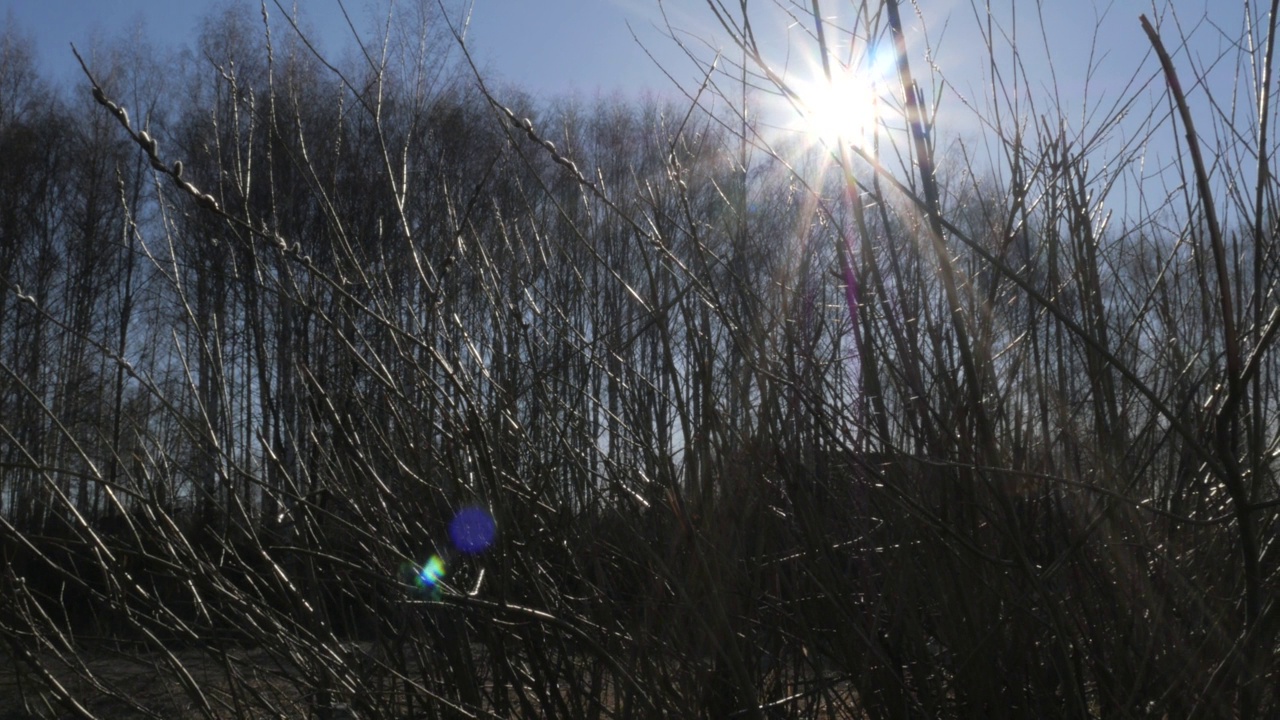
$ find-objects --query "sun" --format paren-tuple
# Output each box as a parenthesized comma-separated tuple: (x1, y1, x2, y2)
(786, 60, 886, 155)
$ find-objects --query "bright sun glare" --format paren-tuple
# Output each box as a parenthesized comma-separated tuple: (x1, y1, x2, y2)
(788, 62, 885, 155)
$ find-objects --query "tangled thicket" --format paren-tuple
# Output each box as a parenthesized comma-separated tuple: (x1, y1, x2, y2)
(1, 1, 1278, 717)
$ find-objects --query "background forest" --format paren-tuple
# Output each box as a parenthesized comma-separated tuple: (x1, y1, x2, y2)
(1, 0, 1278, 717)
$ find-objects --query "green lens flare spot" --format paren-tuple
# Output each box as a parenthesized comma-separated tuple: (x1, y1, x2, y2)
(418, 554, 446, 589)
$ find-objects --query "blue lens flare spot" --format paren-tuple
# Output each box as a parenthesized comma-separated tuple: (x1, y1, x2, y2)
(449, 507, 496, 554)
(417, 554, 446, 588)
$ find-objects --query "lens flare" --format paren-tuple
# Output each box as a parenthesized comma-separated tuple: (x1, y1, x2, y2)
(449, 507, 496, 554)
(417, 554, 446, 589)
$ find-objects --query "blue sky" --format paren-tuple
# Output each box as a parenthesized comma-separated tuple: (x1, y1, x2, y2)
(0, 0, 1244, 187)
(0, 0, 683, 97)
(0, 1, 1225, 99)
(1, 0, 1182, 97)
